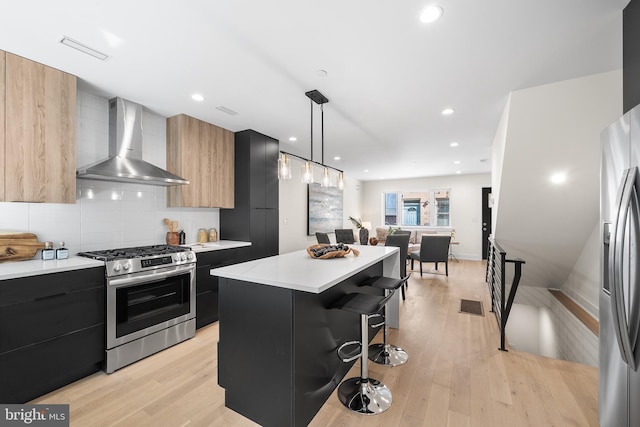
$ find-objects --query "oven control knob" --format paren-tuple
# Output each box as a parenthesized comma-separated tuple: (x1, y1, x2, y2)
(123, 262, 132, 271)
(180, 254, 187, 261)
(187, 253, 194, 261)
(113, 263, 122, 272)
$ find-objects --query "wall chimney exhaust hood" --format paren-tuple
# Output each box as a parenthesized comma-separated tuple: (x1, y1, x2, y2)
(76, 97, 190, 186)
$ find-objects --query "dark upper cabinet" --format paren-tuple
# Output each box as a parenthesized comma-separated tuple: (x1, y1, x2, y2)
(264, 136, 279, 209)
(221, 130, 279, 260)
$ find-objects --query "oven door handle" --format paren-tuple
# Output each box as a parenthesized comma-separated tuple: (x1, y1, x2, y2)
(108, 265, 195, 288)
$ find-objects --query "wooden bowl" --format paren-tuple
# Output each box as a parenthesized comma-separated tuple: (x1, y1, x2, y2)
(307, 244, 360, 259)
(368, 237, 379, 246)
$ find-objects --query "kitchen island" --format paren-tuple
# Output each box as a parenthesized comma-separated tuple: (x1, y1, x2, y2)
(210, 245, 400, 427)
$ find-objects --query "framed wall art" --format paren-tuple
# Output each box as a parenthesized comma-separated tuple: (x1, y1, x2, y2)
(307, 183, 343, 235)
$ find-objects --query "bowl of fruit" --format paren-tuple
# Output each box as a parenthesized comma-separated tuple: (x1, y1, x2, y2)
(307, 243, 360, 259)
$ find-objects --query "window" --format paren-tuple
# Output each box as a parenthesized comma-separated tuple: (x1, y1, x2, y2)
(383, 190, 450, 227)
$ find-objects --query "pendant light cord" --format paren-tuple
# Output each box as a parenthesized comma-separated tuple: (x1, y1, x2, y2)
(321, 103, 324, 165)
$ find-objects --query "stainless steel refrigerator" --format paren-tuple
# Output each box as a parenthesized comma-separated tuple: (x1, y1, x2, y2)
(600, 105, 640, 427)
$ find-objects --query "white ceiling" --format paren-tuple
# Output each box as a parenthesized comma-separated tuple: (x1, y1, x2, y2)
(0, 0, 629, 181)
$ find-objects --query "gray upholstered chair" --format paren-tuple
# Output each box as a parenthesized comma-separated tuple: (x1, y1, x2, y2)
(335, 229, 356, 244)
(410, 235, 451, 276)
(315, 232, 330, 244)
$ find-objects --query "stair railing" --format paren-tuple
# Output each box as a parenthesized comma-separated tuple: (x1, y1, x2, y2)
(486, 237, 525, 351)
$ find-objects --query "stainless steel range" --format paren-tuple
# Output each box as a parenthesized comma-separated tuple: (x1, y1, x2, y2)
(78, 245, 196, 373)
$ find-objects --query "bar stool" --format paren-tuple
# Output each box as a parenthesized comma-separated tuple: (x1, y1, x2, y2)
(361, 233, 411, 366)
(331, 290, 395, 414)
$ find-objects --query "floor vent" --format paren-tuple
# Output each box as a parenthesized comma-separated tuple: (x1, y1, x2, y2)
(460, 299, 484, 316)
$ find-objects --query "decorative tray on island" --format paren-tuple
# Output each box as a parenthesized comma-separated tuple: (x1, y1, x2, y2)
(307, 243, 360, 259)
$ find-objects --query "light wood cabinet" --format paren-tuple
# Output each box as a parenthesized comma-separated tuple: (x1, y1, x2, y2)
(166, 114, 234, 208)
(2, 51, 76, 203)
(0, 51, 5, 202)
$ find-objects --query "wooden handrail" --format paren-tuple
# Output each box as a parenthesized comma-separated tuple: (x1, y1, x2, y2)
(548, 290, 599, 337)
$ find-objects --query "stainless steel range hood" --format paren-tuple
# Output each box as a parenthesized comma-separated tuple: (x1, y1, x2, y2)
(76, 97, 189, 186)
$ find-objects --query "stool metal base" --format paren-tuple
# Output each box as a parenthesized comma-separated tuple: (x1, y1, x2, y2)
(337, 377, 392, 414)
(368, 343, 409, 367)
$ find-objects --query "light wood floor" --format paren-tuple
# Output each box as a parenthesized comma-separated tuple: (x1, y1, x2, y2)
(32, 260, 599, 426)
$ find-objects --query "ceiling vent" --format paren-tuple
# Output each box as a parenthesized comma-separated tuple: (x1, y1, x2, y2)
(216, 106, 238, 116)
(60, 36, 110, 61)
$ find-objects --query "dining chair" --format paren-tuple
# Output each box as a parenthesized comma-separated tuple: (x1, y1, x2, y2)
(335, 229, 356, 244)
(410, 235, 451, 276)
(315, 232, 330, 244)
(385, 233, 411, 300)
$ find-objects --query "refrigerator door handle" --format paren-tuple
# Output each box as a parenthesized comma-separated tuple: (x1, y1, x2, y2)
(611, 167, 638, 370)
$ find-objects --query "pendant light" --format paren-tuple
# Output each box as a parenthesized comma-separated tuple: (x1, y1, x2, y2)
(278, 153, 291, 180)
(279, 89, 345, 190)
(337, 171, 345, 190)
(301, 161, 313, 184)
(321, 167, 331, 187)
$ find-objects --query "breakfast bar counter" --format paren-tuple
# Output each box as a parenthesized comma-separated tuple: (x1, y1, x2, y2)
(210, 245, 400, 426)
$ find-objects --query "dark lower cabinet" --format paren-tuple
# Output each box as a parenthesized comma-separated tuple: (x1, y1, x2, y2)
(0, 266, 105, 403)
(196, 248, 249, 329)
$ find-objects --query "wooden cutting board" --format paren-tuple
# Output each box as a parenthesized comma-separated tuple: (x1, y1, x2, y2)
(0, 232, 46, 262)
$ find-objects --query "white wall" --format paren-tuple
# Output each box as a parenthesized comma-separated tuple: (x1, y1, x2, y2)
(494, 70, 622, 291)
(507, 290, 598, 367)
(361, 173, 491, 260)
(491, 94, 511, 228)
(279, 155, 363, 254)
(0, 90, 221, 255)
(561, 224, 600, 317)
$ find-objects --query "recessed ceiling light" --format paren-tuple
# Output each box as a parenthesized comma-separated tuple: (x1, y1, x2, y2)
(550, 172, 567, 184)
(420, 5, 444, 23)
(364, 169, 369, 173)
(450, 142, 459, 147)
(456, 170, 462, 174)
(442, 108, 455, 115)
(454, 160, 461, 165)
(289, 137, 297, 142)
(191, 94, 205, 102)
(316, 69, 328, 77)
(334, 156, 341, 160)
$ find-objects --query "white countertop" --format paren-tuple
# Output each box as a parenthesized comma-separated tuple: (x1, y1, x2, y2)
(0, 256, 105, 281)
(0, 240, 250, 281)
(210, 245, 398, 293)
(184, 240, 251, 253)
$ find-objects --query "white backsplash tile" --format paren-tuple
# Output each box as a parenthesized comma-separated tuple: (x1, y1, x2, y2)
(0, 202, 30, 231)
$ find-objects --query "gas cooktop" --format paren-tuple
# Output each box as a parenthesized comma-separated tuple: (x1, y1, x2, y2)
(78, 244, 196, 277)
(78, 244, 191, 262)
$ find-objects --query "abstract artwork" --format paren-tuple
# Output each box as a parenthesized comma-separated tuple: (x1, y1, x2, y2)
(307, 183, 343, 235)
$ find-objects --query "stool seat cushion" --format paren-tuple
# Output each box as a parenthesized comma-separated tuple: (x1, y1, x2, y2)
(360, 276, 403, 291)
(330, 292, 386, 315)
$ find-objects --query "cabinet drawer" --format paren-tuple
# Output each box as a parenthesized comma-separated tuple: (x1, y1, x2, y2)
(0, 267, 104, 306)
(197, 248, 238, 267)
(0, 286, 104, 353)
(0, 324, 104, 403)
